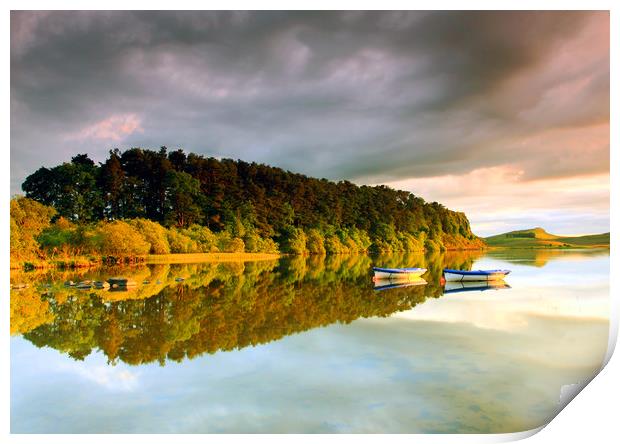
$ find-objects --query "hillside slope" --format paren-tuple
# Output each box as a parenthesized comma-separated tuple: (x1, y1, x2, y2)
(485, 227, 609, 248)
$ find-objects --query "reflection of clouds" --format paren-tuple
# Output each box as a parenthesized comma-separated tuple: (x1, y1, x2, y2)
(57, 361, 139, 391)
(10, 252, 610, 433)
(397, 253, 609, 330)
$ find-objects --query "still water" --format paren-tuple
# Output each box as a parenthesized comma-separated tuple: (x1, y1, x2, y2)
(10, 249, 609, 433)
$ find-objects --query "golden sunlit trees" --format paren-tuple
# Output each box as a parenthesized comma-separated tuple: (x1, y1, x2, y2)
(97, 220, 150, 257)
(128, 218, 171, 254)
(10, 196, 56, 260)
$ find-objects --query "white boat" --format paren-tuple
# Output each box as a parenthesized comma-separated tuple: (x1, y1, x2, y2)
(443, 268, 510, 282)
(373, 267, 427, 280)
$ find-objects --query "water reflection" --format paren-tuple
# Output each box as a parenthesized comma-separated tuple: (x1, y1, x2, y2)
(10, 249, 610, 433)
(374, 279, 427, 291)
(12, 252, 478, 366)
(443, 281, 511, 294)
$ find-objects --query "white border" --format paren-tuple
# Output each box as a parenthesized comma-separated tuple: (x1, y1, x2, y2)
(3, 2, 616, 443)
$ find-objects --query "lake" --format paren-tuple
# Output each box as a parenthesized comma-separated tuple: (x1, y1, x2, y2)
(10, 249, 610, 433)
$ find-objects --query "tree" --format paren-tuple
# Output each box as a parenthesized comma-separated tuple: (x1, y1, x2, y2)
(306, 229, 326, 255)
(279, 226, 307, 255)
(10, 196, 56, 259)
(99, 149, 125, 219)
(164, 171, 203, 228)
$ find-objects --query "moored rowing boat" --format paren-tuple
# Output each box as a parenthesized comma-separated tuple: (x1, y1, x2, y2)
(373, 267, 427, 280)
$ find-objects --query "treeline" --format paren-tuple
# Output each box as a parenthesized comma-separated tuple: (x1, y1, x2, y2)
(17, 147, 485, 259)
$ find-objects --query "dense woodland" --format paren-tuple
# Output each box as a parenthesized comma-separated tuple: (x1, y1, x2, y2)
(13, 147, 484, 264)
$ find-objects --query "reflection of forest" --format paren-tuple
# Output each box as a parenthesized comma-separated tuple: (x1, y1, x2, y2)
(11, 252, 482, 366)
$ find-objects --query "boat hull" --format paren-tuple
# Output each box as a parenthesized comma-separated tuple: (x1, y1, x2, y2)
(373, 268, 427, 280)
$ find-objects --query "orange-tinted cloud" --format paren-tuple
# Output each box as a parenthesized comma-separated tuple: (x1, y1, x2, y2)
(68, 114, 143, 142)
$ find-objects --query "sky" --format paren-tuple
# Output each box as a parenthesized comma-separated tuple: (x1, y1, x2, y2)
(10, 11, 610, 236)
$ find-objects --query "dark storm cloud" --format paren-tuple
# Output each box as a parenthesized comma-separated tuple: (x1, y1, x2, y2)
(11, 10, 609, 194)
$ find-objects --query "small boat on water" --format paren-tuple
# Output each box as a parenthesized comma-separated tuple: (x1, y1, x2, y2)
(373, 267, 427, 280)
(374, 278, 427, 291)
(443, 268, 510, 282)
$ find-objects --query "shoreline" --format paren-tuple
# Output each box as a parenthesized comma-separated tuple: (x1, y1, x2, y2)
(10, 246, 609, 273)
(145, 252, 283, 264)
(9, 252, 284, 271)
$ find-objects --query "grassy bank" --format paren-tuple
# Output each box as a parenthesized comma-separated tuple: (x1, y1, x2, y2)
(485, 228, 610, 249)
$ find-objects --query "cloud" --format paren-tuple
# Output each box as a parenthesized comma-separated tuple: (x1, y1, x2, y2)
(10, 11, 609, 234)
(383, 166, 609, 236)
(57, 361, 140, 391)
(67, 113, 143, 141)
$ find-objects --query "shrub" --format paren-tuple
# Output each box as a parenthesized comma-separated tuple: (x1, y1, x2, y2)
(10, 196, 56, 259)
(306, 229, 326, 255)
(128, 218, 171, 254)
(216, 231, 245, 253)
(97, 220, 150, 257)
(167, 228, 199, 253)
(279, 226, 307, 255)
(182, 224, 219, 252)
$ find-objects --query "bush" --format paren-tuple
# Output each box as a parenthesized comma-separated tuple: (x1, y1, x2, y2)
(216, 231, 245, 253)
(97, 220, 150, 257)
(279, 226, 307, 255)
(182, 224, 219, 252)
(128, 218, 171, 254)
(10, 197, 56, 259)
(257, 237, 279, 254)
(167, 228, 199, 253)
(306, 229, 326, 255)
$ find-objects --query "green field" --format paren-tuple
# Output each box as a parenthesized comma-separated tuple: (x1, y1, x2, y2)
(484, 227, 610, 248)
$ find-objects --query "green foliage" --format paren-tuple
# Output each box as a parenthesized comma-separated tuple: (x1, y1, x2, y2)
(306, 229, 326, 255)
(164, 170, 203, 228)
(97, 220, 150, 257)
(37, 217, 101, 257)
(128, 218, 171, 254)
(167, 228, 199, 253)
(180, 224, 219, 253)
(279, 226, 307, 255)
(20, 148, 485, 255)
(215, 231, 245, 253)
(10, 197, 56, 259)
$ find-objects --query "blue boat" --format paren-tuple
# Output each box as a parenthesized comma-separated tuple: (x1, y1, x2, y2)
(443, 268, 510, 282)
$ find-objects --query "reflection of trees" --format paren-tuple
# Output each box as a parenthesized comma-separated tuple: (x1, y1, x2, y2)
(13, 252, 484, 366)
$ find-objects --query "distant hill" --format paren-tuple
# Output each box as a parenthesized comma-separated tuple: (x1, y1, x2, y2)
(485, 227, 610, 248)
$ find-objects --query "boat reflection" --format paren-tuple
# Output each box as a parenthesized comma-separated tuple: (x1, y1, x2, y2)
(374, 278, 427, 291)
(443, 280, 511, 294)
